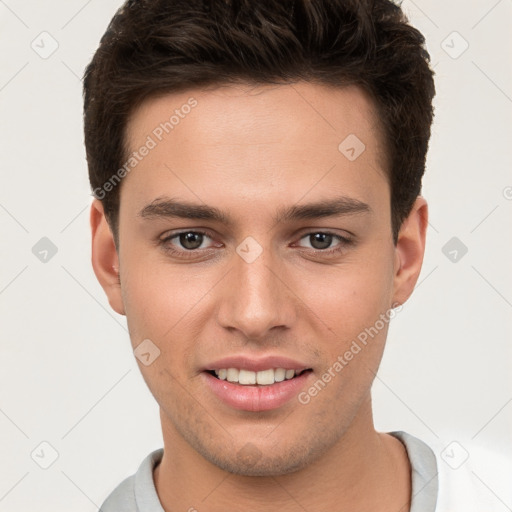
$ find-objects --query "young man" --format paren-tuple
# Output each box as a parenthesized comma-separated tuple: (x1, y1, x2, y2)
(83, 1, 502, 510)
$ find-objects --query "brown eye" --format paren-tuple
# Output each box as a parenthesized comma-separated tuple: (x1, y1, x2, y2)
(178, 232, 205, 250)
(308, 233, 334, 250)
(298, 232, 341, 251)
(160, 230, 215, 255)
(295, 231, 354, 256)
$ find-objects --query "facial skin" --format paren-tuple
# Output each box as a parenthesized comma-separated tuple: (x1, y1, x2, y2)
(91, 82, 428, 511)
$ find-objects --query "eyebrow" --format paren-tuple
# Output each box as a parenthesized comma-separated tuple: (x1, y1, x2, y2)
(138, 195, 371, 227)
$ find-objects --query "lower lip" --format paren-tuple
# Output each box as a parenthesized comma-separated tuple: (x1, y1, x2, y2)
(203, 371, 311, 412)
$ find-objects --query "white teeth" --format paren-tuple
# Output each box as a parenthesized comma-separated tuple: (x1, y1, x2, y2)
(239, 369, 256, 385)
(256, 369, 274, 385)
(226, 368, 239, 382)
(274, 368, 286, 382)
(285, 369, 295, 379)
(212, 368, 301, 385)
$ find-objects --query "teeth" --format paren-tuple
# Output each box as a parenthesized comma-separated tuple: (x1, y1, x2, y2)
(274, 368, 286, 382)
(213, 368, 301, 385)
(239, 369, 256, 385)
(256, 369, 274, 385)
(226, 368, 239, 382)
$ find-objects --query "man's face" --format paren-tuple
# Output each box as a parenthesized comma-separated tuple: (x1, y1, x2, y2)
(94, 82, 420, 476)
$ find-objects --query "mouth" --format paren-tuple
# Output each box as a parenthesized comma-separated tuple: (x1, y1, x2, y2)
(202, 364, 313, 411)
(206, 367, 312, 386)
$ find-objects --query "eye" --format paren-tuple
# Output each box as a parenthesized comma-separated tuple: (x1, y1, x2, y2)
(175, 231, 209, 250)
(160, 230, 216, 254)
(158, 229, 354, 259)
(296, 232, 353, 254)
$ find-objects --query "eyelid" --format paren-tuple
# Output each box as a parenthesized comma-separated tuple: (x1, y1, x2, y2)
(294, 227, 355, 241)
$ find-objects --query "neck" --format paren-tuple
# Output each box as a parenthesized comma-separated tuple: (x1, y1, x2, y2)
(154, 396, 411, 512)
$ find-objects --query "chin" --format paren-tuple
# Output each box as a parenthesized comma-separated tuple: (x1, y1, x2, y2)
(203, 446, 313, 477)
(187, 425, 341, 477)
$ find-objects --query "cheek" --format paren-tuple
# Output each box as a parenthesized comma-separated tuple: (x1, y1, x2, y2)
(297, 278, 393, 423)
(119, 250, 218, 351)
(119, 260, 212, 403)
(294, 257, 394, 347)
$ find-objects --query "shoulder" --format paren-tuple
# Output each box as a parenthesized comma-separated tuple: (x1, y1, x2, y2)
(99, 448, 165, 512)
(100, 473, 137, 512)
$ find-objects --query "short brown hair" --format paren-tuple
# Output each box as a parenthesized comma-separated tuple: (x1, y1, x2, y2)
(83, 0, 435, 244)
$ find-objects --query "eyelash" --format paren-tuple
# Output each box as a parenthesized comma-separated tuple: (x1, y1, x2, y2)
(159, 229, 354, 259)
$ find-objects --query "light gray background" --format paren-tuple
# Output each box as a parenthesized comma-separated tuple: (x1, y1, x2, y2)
(1, 1, 511, 510)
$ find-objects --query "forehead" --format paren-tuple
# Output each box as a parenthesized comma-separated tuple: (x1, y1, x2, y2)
(122, 82, 389, 219)
(127, 81, 385, 157)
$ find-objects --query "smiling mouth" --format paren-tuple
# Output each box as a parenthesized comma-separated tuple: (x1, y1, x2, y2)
(206, 368, 312, 386)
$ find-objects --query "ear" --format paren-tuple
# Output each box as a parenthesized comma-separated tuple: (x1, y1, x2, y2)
(90, 199, 125, 315)
(391, 196, 428, 307)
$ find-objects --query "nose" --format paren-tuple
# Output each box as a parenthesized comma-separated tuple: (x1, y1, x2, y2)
(216, 242, 297, 341)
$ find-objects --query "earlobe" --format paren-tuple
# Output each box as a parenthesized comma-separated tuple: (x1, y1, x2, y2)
(90, 199, 125, 315)
(391, 197, 428, 307)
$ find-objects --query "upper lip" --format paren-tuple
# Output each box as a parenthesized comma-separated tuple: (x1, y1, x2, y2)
(203, 355, 311, 373)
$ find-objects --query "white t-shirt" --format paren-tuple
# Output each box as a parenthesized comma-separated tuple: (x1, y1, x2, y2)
(100, 431, 510, 511)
